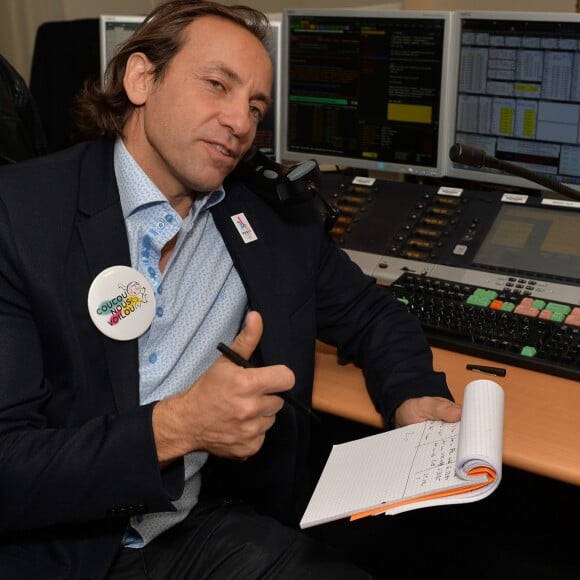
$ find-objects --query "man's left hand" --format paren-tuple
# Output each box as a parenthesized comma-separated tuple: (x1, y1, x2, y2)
(393, 396, 461, 428)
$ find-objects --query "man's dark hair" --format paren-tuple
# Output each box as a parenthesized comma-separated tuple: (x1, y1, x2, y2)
(72, 0, 272, 140)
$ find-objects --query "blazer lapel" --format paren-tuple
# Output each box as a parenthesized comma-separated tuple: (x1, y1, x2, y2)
(76, 141, 140, 413)
(211, 183, 291, 366)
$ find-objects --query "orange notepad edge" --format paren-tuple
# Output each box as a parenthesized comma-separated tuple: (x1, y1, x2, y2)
(350, 466, 496, 521)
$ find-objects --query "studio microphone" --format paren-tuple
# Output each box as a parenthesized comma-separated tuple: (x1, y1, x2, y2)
(236, 147, 339, 231)
(449, 143, 580, 202)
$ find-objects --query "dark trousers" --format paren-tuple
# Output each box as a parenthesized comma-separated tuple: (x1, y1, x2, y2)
(104, 500, 376, 580)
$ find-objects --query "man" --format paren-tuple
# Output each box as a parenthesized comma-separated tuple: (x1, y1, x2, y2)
(0, 2, 460, 578)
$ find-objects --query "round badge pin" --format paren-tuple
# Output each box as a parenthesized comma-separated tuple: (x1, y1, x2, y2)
(87, 266, 156, 341)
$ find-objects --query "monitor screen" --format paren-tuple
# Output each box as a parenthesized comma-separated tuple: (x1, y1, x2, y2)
(99, 15, 145, 83)
(253, 19, 281, 161)
(279, 9, 453, 177)
(473, 203, 580, 281)
(447, 11, 580, 193)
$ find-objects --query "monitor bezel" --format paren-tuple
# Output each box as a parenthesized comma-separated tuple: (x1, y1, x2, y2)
(265, 18, 282, 162)
(279, 8, 455, 178)
(99, 14, 145, 83)
(445, 10, 580, 194)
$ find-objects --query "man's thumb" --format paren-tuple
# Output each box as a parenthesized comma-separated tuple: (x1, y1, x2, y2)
(230, 310, 263, 361)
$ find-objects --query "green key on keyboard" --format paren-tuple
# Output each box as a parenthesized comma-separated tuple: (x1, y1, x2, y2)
(521, 346, 537, 358)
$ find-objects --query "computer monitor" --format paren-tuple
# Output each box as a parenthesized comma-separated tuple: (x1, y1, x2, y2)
(253, 19, 282, 161)
(99, 15, 145, 83)
(99, 14, 281, 162)
(446, 11, 580, 194)
(279, 9, 454, 177)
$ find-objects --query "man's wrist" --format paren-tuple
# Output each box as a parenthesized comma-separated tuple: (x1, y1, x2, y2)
(152, 397, 190, 464)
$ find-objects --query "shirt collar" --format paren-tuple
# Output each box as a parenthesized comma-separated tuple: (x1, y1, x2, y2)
(113, 138, 226, 219)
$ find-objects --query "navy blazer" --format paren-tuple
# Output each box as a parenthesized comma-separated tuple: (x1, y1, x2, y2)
(0, 139, 451, 579)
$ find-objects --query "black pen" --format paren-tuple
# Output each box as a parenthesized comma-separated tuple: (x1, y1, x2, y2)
(466, 363, 506, 377)
(216, 342, 320, 422)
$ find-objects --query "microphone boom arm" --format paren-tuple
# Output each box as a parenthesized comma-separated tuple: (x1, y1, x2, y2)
(449, 143, 580, 202)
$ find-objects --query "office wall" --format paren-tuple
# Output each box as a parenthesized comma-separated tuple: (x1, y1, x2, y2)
(0, 0, 577, 84)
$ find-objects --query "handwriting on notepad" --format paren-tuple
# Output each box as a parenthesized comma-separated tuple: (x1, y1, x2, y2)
(409, 421, 460, 494)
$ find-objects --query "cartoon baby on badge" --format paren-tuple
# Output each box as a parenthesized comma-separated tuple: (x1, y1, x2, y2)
(87, 266, 156, 341)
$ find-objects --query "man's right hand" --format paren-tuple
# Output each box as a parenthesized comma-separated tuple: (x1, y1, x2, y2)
(152, 310, 295, 464)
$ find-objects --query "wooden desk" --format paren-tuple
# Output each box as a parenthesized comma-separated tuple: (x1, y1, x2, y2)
(313, 341, 580, 487)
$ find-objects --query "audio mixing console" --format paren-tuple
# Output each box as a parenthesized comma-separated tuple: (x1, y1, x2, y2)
(319, 172, 580, 380)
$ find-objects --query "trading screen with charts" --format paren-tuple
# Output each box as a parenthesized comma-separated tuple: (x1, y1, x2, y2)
(449, 12, 580, 191)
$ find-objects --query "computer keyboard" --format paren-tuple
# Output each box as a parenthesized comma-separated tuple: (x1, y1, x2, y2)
(389, 272, 580, 381)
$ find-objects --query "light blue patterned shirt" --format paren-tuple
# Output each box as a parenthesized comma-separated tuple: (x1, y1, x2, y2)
(114, 139, 248, 547)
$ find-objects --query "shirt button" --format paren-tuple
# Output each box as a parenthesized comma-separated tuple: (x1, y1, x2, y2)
(148, 352, 158, 364)
(156, 307, 164, 317)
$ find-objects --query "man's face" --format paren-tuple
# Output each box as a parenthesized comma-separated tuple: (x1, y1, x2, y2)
(123, 15, 273, 199)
